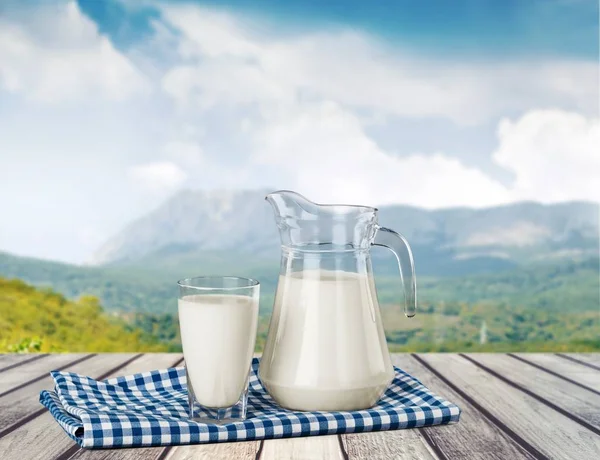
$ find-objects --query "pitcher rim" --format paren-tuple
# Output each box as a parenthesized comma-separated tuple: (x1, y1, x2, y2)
(266, 190, 379, 213)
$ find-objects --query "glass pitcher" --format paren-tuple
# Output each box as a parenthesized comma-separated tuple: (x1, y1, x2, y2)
(259, 190, 417, 411)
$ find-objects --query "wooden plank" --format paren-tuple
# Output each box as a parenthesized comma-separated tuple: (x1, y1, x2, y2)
(61, 447, 167, 460)
(507, 354, 600, 397)
(557, 353, 600, 370)
(392, 354, 537, 460)
(260, 435, 343, 460)
(473, 354, 600, 429)
(0, 353, 91, 395)
(566, 353, 600, 366)
(512, 353, 600, 391)
(0, 354, 48, 371)
(165, 440, 261, 460)
(0, 353, 139, 433)
(342, 429, 436, 460)
(422, 353, 600, 460)
(97, 353, 183, 380)
(0, 354, 23, 366)
(0, 354, 182, 460)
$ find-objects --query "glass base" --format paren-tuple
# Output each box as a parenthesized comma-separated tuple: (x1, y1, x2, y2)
(186, 366, 248, 424)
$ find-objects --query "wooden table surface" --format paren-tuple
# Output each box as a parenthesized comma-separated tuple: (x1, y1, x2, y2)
(0, 353, 599, 460)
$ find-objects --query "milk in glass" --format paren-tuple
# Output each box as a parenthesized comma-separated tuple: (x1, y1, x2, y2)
(178, 294, 259, 408)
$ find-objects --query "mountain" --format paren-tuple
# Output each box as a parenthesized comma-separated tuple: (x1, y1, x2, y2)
(90, 189, 599, 276)
(91, 189, 278, 265)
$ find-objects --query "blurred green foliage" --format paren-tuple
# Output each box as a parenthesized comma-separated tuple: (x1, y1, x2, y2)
(8, 337, 42, 353)
(0, 253, 598, 353)
(0, 278, 171, 352)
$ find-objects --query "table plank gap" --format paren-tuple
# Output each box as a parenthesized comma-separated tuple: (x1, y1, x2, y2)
(507, 353, 600, 397)
(421, 353, 600, 460)
(95, 353, 144, 380)
(157, 445, 173, 460)
(559, 353, 600, 366)
(556, 353, 600, 371)
(419, 428, 450, 460)
(55, 443, 81, 460)
(0, 354, 49, 373)
(255, 440, 264, 459)
(337, 435, 350, 460)
(0, 353, 96, 397)
(405, 354, 540, 460)
(461, 354, 600, 435)
(514, 353, 600, 391)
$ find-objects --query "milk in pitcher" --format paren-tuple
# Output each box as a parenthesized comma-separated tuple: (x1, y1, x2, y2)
(259, 269, 394, 411)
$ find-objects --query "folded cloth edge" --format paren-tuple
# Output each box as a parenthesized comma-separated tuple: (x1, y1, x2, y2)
(40, 390, 85, 446)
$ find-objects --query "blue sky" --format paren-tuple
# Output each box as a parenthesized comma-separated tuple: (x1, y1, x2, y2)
(78, 0, 599, 57)
(0, 0, 598, 262)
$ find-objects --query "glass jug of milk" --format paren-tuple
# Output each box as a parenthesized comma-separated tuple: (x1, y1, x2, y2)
(259, 190, 417, 411)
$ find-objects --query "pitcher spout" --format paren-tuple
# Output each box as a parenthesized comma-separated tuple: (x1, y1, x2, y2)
(266, 190, 378, 220)
(265, 190, 320, 221)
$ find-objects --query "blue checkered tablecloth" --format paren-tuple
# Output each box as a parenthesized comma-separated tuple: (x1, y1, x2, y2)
(40, 358, 461, 449)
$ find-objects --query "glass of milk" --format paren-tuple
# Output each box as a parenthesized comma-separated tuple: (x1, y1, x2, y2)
(177, 276, 260, 424)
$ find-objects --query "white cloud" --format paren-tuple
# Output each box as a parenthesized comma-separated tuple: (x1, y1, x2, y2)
(0, 1, 148, 102)
(251, 103, 600, 207)
(252, 102, 600, 207)
(493, 109, 600, 203)
(155, 5, 599, 208)
(159, 5, 597, 125)
(164, 141, 204, 167)
(129, 161, 187, 192)
(252, 101, 511, 207)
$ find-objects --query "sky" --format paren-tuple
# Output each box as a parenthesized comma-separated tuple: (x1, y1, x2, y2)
(0, 0, 598, 263)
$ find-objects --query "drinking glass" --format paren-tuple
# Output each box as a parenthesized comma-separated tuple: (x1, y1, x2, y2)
(177, 276, 260, 423)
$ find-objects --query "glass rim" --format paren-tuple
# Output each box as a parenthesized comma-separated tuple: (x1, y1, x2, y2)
(177, 275, 260, 291)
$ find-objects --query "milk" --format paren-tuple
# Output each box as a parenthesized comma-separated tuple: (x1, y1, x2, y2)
(259, 270, 394, 411)
(179, 294, 258, 408)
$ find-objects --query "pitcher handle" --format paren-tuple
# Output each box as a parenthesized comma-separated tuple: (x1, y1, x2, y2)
(373, 226, 417, 317)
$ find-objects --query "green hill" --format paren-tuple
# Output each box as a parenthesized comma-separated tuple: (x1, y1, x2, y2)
(1, 274, 598, 354)
(1, 250, 598, 353)
(0, 277, 172, 352)
(1, 251, 598, 315)
(375, 256, 600, 312)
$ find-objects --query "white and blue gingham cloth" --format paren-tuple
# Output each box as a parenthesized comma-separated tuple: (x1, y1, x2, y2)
(40, 358, 461, 449)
